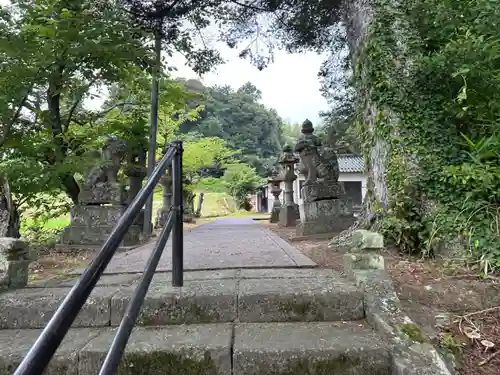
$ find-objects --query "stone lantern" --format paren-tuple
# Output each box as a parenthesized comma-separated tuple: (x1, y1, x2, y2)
(123, 146, 148, 231)
(278, 144, 299, 227)
(295, 119, 354, 236)
(268, 168, 282, 223)
(155, 166, 172, 229)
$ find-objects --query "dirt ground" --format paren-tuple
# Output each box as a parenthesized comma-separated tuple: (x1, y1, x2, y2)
(28, 221, 203, 284)
(267, 224, 500, 375)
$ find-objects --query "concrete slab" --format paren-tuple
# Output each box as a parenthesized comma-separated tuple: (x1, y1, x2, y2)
(110, 279, 238, 326)
(2, 323, 390, 375)
(102, 223, 316, 274)
(78, 325, 233, 375)
(239, 268, 337, 279)
(0, 328, 102, 375)
(238, 277, 364, 322)
(233, 322, 391, 375)
(34, 273, 142, 288)
(0, 286, 117, 329)
(210, 217, 258, 225)
(146, 269, 241, 282)
(0, 268, 364, 328)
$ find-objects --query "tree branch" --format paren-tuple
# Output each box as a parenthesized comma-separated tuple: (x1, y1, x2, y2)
(0, 80, 36, 149)
(63, 78, 98, 132)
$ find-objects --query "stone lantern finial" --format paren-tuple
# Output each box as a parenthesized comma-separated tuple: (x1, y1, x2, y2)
(301, 119, 314, 134)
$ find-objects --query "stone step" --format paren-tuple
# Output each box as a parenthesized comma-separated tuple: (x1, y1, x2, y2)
(0, 268, 364, 329)
(0, 322, 391, 375)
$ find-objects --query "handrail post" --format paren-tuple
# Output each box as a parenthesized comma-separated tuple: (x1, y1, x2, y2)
(171, 140, 184, 287)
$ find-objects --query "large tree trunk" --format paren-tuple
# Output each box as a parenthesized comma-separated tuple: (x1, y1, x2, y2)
(344, 0, 391, 220)
(62, 173, 80, 204)
(328, 0, 417, 249)
(0, 176, 21, 238)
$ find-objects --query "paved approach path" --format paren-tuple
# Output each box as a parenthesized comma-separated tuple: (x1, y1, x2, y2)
(102, 218, 316, 274)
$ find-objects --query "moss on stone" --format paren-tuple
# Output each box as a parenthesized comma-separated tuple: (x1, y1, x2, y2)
(138, 302, 221, 325)
(118, 351, 217, 375)
(263, 356, 386, 375)
(276, 299, 323, 320)
(399, 323, 430, 344)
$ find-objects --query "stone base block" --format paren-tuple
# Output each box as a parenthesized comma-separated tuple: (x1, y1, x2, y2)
(3, 260, 30, 288)
(343, 253, 385, 275)
(155, 208, 170, 228)
(111, 278, 238, 326)
(60, 224, 143, 247)
(78, 183, 125, 205)
(301, 180, 345, 203)
(269, 207, 280, 223)
(297, 199, 355, 236)
(70, 205, 125, 226)
(238, 276, 364, 323)
(0, 325, 233, 375)
(352, 229, 384, 252)
(0, 238, 31, 289)
(278, 204, 298, 227)
(233, 323, 391, 375)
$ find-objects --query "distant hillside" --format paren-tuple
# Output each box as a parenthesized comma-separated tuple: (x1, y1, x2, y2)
(177, 79, 284, 176)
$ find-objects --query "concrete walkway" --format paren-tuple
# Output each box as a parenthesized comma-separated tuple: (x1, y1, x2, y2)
(103, 218, 316, 274)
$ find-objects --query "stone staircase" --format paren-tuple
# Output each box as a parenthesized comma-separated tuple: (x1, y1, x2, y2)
(0, 267, 396, 375)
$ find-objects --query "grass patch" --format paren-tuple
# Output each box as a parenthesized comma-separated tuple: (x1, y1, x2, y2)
(194, 191, 237, 217)
(22, 217, 70, 231)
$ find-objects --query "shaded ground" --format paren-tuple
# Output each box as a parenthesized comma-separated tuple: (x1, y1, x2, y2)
(28, 220, 206, 284)
(266, 223, 500, 375)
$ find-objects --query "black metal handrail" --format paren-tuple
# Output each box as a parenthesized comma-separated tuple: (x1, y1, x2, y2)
(13, 140, 184, 375)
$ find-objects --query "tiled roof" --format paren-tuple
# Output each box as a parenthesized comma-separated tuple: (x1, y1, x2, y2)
(338, 154, 364, 173)
(260, 154, 365, 188)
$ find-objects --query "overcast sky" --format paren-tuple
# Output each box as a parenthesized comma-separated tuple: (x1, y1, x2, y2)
(170, 44, 328, 124)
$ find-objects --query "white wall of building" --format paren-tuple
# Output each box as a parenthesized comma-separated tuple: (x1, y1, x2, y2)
(265, 172, 367, 213)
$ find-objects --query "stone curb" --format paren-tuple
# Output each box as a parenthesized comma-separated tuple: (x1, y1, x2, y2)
(0, 322, 392, 375)
(0, 268, 363, 329)
(343, 258, 454, 375)
(264, 229, 317, 267)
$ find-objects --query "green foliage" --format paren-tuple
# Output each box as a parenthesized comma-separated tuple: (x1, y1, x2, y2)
(19, 192, 71, 245)
(195, 178, 227, 194)
(182, 136, 236, 184)
(0, 0, 202, 214)
(179, 81, 284, 176)
(281, 122, 302, 146)
(0, 0, 348, 231)
(352, 0, 500, 271)
(222, 163, 264, 210)
(0, 0, 156, 203)
(318, 25, 360, 153)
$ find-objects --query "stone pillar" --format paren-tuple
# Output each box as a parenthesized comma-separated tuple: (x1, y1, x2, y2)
(0, 238, 31, 289)
(124, 145, 150, 233)
(278, 144, 299, 227)
(268, 169, 282, 223)
(295, 119, 355, 237)
(195, 192, 204, 217)
(155, 173, 172, 228)
(125, 166, 147, 205)
(343, 230, 385, 277)
(183, 178, 195, 223)
(256, 191, 262, 212)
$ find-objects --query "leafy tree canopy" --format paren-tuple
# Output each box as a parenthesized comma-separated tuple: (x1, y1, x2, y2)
(222, 162, 264, 209)
(178, 80, 284, 176)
